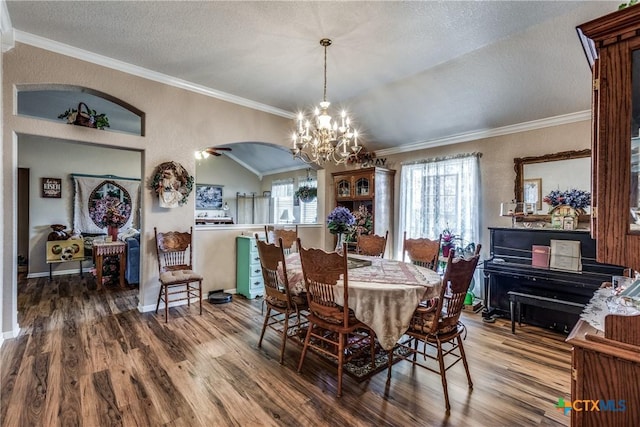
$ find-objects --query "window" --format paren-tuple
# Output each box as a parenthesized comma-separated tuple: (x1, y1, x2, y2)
(398, 153, 481, 258)
(297, 177, 317, 224)
(272, 179, 294, 224)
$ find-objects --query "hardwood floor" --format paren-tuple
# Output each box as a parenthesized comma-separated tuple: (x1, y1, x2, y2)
(1, 274, 572, 426)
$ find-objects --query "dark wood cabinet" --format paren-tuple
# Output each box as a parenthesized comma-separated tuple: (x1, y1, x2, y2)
(578, 6, 640, 271)
(567, 315, 640, 426)
(331, 167, 395, 237)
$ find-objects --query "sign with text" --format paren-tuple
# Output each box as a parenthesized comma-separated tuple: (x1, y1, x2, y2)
(42, 177, 62, 198)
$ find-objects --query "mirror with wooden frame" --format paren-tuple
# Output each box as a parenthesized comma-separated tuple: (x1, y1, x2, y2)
(513, 149, 591, 223)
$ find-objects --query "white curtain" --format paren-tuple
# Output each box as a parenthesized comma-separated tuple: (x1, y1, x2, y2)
(397, 153, 481, 259)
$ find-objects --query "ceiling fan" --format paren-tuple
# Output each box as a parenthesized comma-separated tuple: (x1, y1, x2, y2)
(203, 147, 232, 156)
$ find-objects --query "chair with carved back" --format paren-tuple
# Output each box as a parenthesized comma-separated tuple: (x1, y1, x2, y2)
(356, 230, 388, 258)
(154, 227, 203, 322)
(255, 234, 307, 364)
(265, 225, 298, 254)
(296, 238, 376, 397)
(402, 232, 442, 270)
(388, 244, 482, 412)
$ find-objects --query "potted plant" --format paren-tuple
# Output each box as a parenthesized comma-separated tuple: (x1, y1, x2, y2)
(441, 226, 458, 257)
(58, 102, 110, 130)
(295, 185, 317, 203)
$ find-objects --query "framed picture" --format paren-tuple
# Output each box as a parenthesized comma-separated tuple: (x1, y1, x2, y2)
(42, 177, 62, 198)
(195, 184, 223, 210)
(523, 178, 542, 211)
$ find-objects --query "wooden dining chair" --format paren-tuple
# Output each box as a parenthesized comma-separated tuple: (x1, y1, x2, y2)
(388, 244, 482, 412)
(356, 230, 388, 257)
(265, 225, 298, 254)
(274, 225, 298, 254)
(255, 234, 307, 364)
(296, 238, 376, 397)
(154, 227, 203, 322)
(402, 232, 442, 270)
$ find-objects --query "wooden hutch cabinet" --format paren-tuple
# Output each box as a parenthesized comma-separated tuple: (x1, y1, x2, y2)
(578, 5, 640, 272)
(331, 167, 395, 236)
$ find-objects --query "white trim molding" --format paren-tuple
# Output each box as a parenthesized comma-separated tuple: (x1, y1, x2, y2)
(1, 0, 15, 52)
(13, 30, 294, 119)
(376, 110, 592, 157)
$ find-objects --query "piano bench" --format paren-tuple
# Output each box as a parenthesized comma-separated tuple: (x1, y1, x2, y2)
(507, 291, 585, 334)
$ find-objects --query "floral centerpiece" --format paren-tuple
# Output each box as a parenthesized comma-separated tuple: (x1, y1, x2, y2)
(327, 206, 355, 235)
(543, 189, 591, 211)
(294, 185, 317, 203)
(89, 196, 131, 229)
(103, 205, 127, 228)
(347, 205, 373, 242)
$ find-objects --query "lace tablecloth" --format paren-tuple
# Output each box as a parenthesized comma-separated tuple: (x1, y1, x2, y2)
(580, 288, 640, 331)
(281, 253, 441, 350)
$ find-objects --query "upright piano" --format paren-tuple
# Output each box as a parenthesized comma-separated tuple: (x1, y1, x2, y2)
(484, 227, 625, 332)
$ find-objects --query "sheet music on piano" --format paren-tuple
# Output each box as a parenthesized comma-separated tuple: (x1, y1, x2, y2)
(550, 239, 582, 272)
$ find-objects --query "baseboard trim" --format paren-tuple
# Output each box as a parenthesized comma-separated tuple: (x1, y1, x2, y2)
(137, 288, 237, 313)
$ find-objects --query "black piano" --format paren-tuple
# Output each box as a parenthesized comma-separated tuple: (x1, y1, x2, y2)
(483, 227, 625, 332)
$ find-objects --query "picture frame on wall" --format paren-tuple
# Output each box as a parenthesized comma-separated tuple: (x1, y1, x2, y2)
(195, 184, 223, 210)
(42, 177, 62, 198)
(523, 178, 542, 211)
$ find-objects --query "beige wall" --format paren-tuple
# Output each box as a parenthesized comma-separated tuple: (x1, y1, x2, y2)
(378, 120, 592, 259)
(2, 43, 292, 335)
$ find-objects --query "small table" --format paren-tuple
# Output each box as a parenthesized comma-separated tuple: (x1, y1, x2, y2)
(93, 241, 126, 290)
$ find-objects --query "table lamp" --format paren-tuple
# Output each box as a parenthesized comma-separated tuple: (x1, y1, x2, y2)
(279, 209, 293, 224)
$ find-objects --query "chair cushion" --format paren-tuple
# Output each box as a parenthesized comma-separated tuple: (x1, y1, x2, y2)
(159, 269, 202, 284)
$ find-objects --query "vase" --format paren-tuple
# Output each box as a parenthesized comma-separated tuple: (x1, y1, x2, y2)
(335, 233, 345, 254)
(442, 243, 453, 257)
(107, 225, 119, 241)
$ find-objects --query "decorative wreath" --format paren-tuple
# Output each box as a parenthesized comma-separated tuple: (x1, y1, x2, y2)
(149, 161, 194, 207)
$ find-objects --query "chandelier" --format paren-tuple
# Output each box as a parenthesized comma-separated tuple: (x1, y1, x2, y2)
(291, 38, 362, 165)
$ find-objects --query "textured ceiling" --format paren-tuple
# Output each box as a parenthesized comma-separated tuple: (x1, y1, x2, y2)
(4, 1, 619, 173)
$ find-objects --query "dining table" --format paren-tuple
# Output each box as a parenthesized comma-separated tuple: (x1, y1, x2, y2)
(281, 253, 442, 350)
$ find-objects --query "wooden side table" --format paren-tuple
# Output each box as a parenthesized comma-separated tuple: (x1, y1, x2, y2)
(93, 241, 126, 290)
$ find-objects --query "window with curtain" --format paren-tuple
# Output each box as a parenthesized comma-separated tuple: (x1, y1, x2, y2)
(272, 179, 294, 224)
(398, 153, 481, 258)
(297, 177, 317, 224)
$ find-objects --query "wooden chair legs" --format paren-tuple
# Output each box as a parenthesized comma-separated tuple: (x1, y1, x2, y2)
(155, 280, 202, 323)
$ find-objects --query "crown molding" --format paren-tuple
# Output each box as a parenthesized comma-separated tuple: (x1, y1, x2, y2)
(13, 30, 294, 119)
(375, 110, 592, 157)
(1, 0, 15, 52)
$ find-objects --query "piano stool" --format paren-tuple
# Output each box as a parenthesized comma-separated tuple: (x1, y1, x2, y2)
(508, 291, 585, 334)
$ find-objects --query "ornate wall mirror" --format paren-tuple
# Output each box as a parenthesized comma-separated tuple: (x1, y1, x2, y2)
(513, 149, 591, 221)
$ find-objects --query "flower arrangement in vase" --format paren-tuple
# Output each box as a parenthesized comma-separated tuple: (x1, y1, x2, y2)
(327, 206, 355, 252)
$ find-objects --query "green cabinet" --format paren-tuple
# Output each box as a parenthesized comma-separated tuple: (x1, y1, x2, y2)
(236, 235, 264, 299)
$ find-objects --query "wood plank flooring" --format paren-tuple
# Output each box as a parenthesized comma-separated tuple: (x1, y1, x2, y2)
(1, 274, 572, 426)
